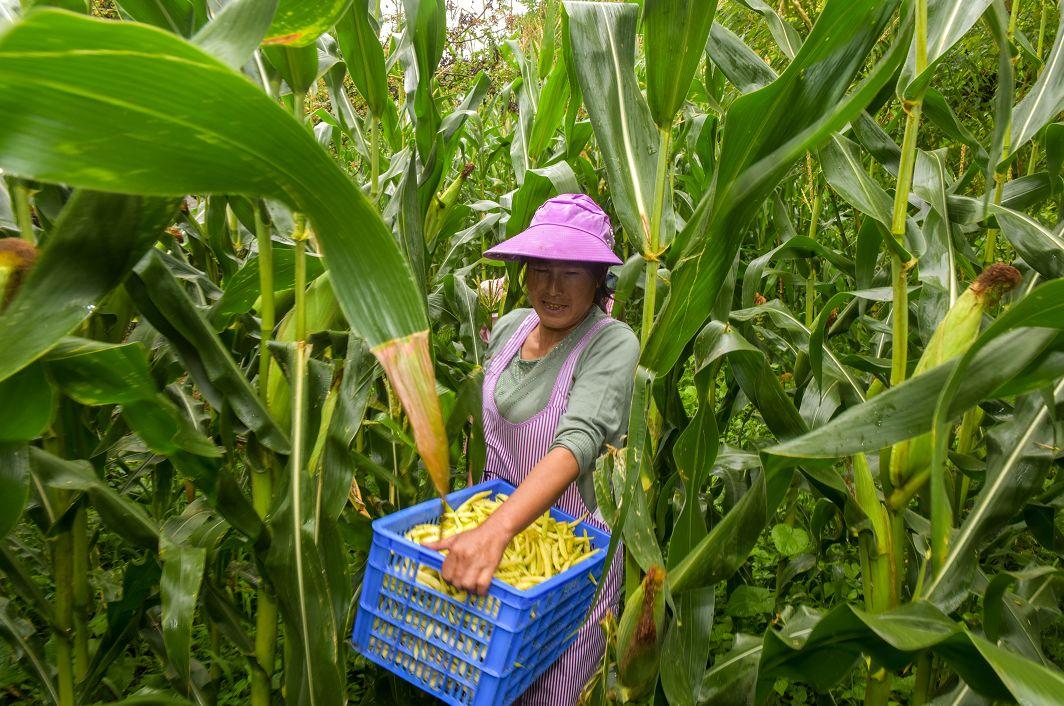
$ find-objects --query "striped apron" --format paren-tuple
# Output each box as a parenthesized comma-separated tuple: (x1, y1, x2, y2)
(482, 311, 624, 706)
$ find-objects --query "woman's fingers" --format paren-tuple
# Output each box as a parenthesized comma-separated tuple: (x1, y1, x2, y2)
(426, 526, 506, 595)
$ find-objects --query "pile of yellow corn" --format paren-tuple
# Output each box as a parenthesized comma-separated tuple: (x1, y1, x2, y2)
(405, 490, 599, 595)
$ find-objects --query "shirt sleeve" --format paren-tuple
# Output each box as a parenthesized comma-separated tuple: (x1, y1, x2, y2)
(549, 322, 640, 475)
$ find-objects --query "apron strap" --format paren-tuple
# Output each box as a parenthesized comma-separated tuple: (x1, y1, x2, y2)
(549, 316, 616, 405)
(487, 310, 540, 379)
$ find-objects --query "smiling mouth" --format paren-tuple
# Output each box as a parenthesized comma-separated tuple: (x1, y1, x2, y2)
(542, 301, 568, 313)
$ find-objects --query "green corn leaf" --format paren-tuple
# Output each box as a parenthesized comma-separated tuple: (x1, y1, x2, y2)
(732, 0, 802, 59)
(644, 0, 718, 129)
(193, 0, 278, 70)
(29, 447, 159, 549)
(262, 342, 344, 706)
(643, 0, 907, 374)
(756, 600, 1064, 704)
(115, 0, 196, 36)
(661, 587, 715, 706)
(211, 246, 326, 326)
(159, 536, 206, 698)
(402, 0, 445, 158)
(0, 596, 59, 706)
(767, 325, 1058, 460)
(263, 0, 353, 47)
(0, 10, 449, 494)
(1006, 4, 1064, 164)
(989, 203, 1064, 280)
(925, 278, 1064, 584)
(0, 361, 52, 442)
(914, 148, 959, 342)
(818, 132, 921, 258)
(334, 0, 392, 121)
(128, 250, 291, 453)
(565, 1, 667, 253)
(898, 0, 994, 99)
(699, 633, 763, 706)
(0, 191, 177, 384)
(527, 56, 570, 164)
(0, 443, 27, 539)
(706, 21, 777, 94)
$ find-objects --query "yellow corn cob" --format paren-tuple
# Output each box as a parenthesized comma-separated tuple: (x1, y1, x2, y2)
(616, 566, 667, 701)
(889, 264, 1022, 495)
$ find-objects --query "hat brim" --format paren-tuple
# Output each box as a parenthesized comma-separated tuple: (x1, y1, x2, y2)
(483, 223, 622, 265)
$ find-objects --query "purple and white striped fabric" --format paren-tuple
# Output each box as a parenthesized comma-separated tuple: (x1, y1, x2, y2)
(482, 311, 624, 706)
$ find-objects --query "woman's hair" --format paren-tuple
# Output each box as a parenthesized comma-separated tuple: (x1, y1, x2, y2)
(520, 259, 612, 312)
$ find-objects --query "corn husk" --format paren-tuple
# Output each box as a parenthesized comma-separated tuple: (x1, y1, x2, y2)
(890, 264, 1022, 489)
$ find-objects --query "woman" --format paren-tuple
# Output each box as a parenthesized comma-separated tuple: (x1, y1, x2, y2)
(425, 193, 640, 705)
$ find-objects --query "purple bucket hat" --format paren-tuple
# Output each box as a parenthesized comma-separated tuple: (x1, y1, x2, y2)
(484, 193, 622, 265)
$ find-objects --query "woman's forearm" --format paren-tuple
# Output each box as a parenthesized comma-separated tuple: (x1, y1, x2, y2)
(482, 446, 580, 539)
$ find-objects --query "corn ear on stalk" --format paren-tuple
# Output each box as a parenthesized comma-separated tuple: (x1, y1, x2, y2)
(889, 264, 1022, 495)
(0, 238, 38, 310)
(616, 565, 666, 701)
(424, 163, 475, 246)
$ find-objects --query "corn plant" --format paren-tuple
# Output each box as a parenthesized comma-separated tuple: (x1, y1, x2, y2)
(0, 0, 1061, 705)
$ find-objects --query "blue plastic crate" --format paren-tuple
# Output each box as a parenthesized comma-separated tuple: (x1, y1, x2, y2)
(351, 479, 610, 706)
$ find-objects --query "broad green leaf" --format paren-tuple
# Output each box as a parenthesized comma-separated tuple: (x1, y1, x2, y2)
(706, 21, 776, 94)
(661, 588, 715, 706)
(211, 246, 326, 325)
(128, 250, 290, 453)
(29, 447, 159, 549)
(0, 10, 449, 494)
(263, 0, 352, 47)
(262, 343, 344, 706)
(506, 161, 580, 237)
(0, 443, 27, 539)
(771, 524, 810, 557)
(989, 203, 1064, 280)
(899, 0, 994, 98)
(699, 633, 762, 706)
(0, 192, 177, 384)
(0, 596, 59, 706)
(159, 536, 206, 697)
(565, 1, 666, 252)
(732, 0, 802, 59)
(819, 132, 921, 257)
(767, 325, 1057, 459)
(193, 0, 278, 70)
(644, 0, 718, 128)
(401, 0, 445, 158)
(914, 148, 959, 343)
(757, 600, 1064, 704)
(334, 0, 392, 120)
(643, 0, 907, 374)
(726, 585, 774, 618)
(1006, 5, 1064, 163)
(0, 361, 52, 442)
(115, 0, 195, 36)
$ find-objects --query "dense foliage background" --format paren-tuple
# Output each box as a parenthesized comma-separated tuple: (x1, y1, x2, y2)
(0, 0, 1061, 705)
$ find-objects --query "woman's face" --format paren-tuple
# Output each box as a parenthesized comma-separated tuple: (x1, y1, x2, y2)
(525, 259, 599, 331)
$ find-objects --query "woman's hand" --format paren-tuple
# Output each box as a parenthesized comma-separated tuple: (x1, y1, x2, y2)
(422, 524, 511, 596)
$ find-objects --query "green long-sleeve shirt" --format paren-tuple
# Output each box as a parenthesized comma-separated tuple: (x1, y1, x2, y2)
(486, 306, 640, 511)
